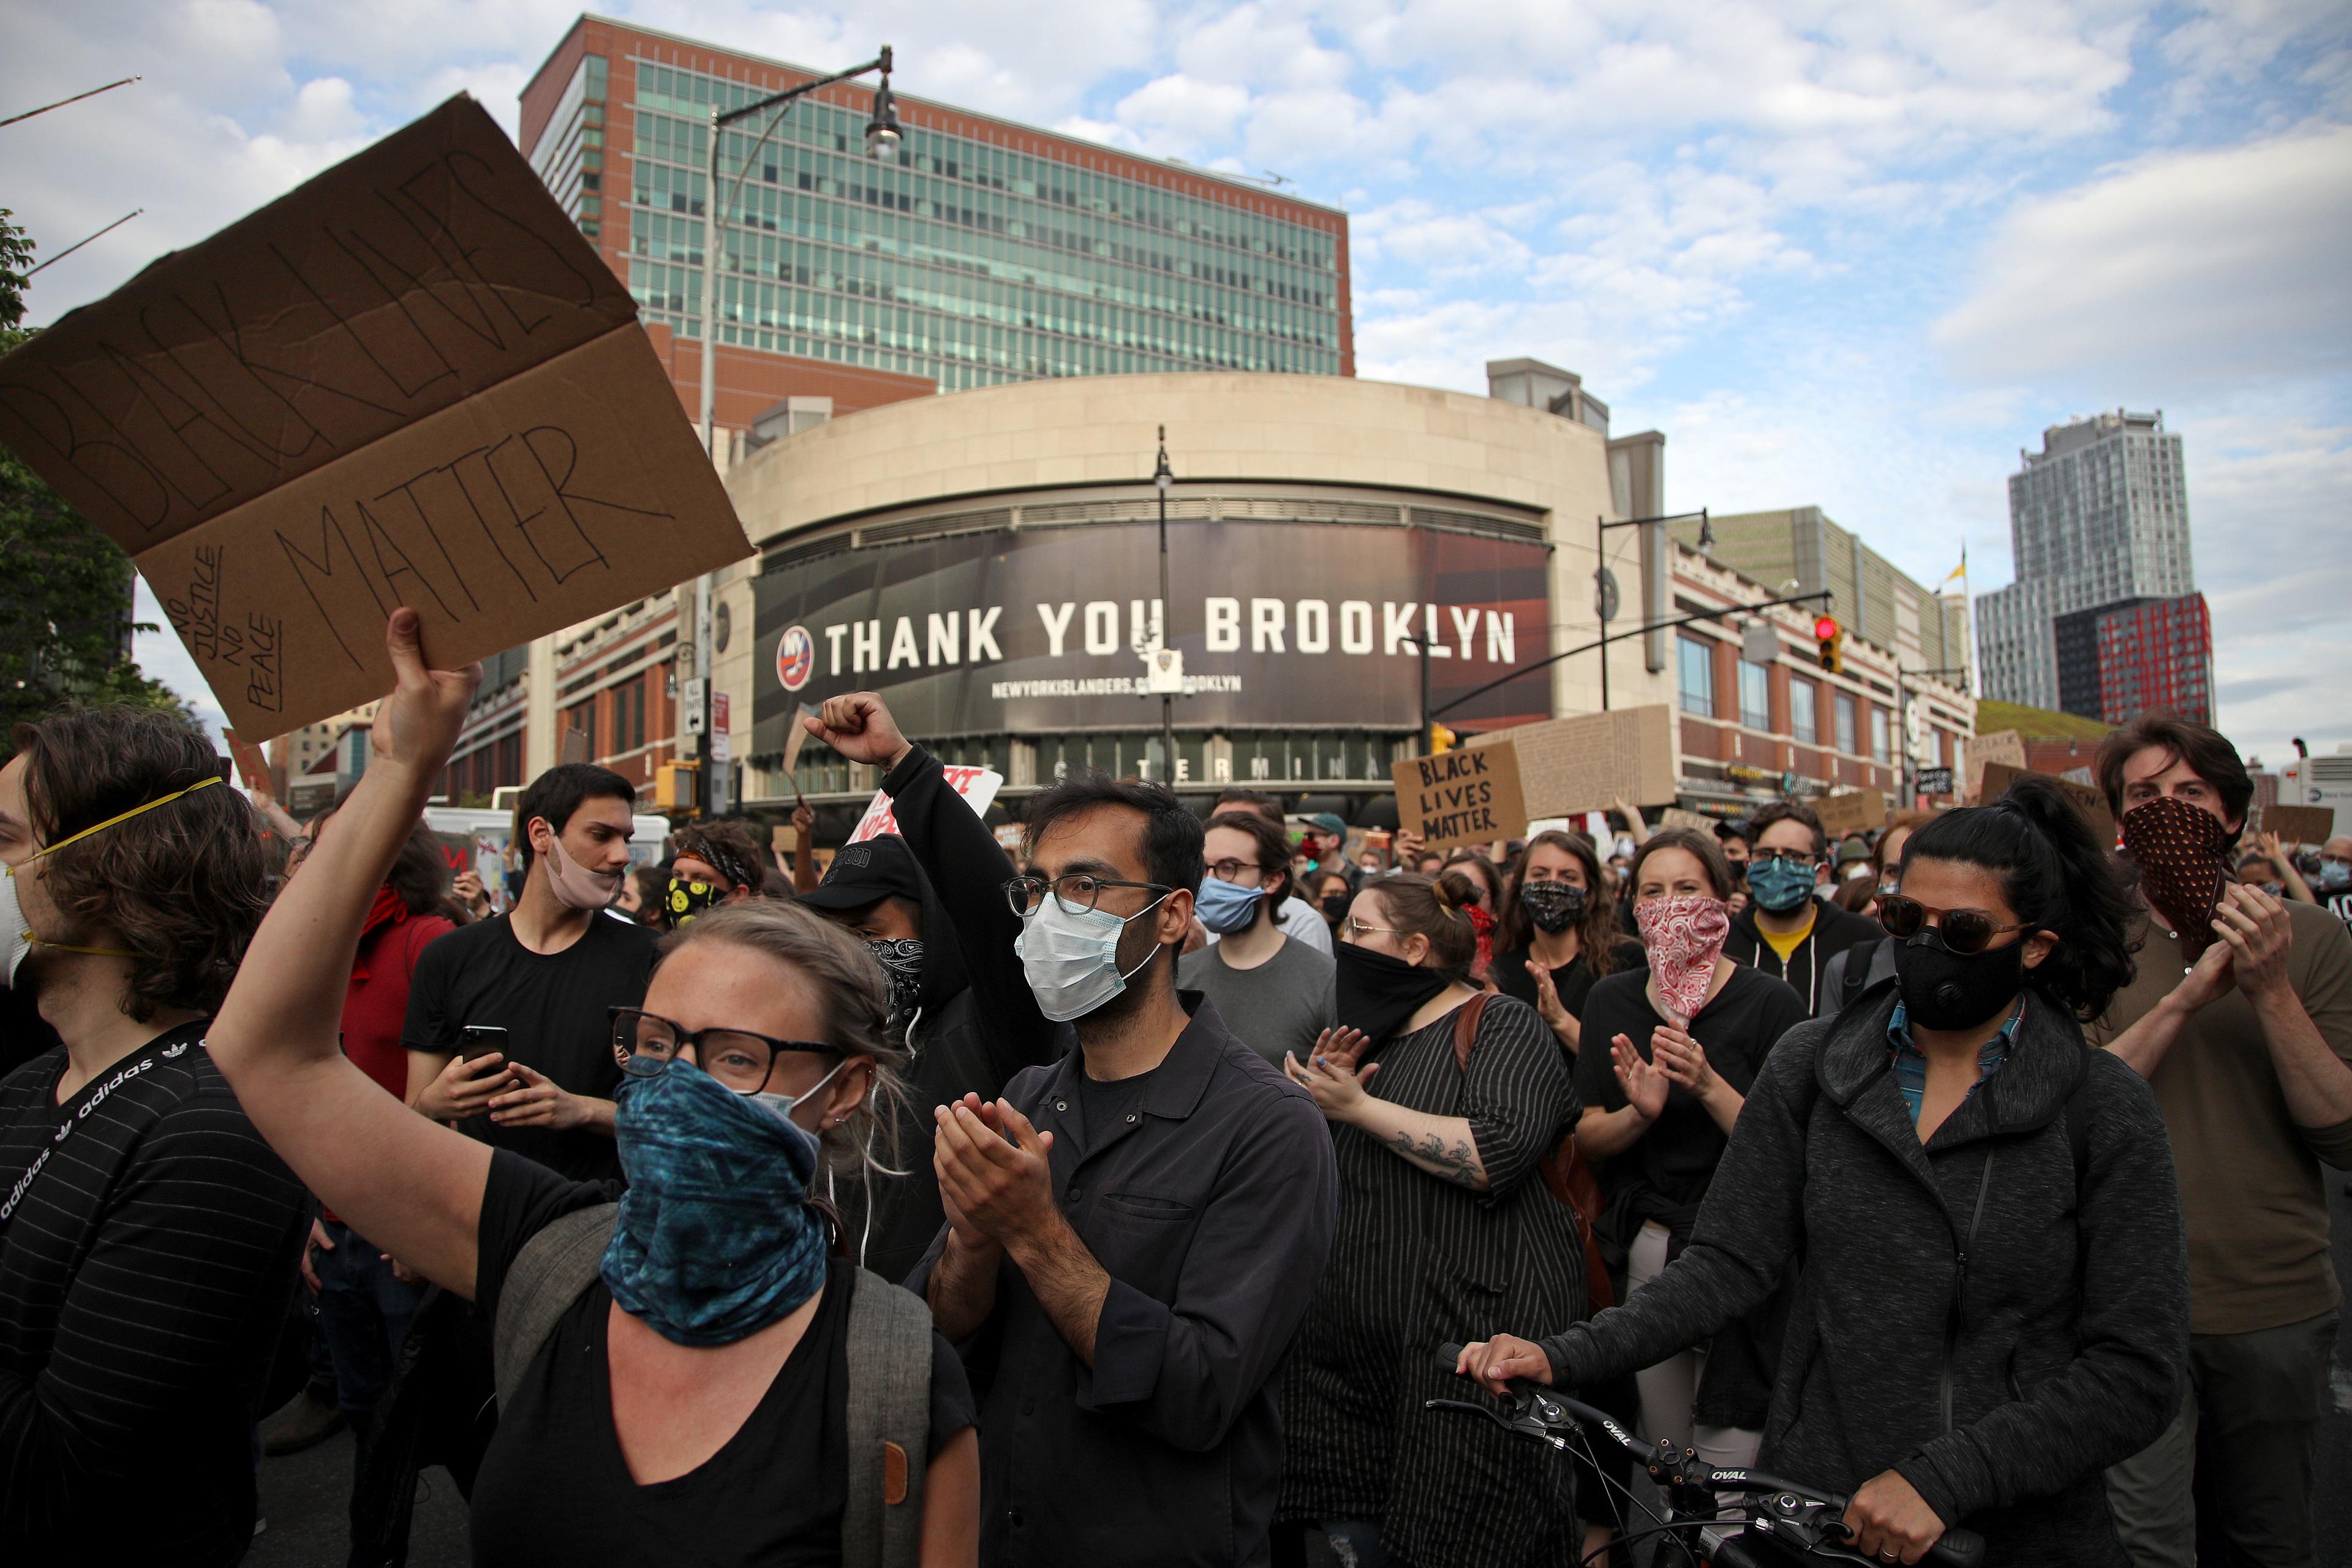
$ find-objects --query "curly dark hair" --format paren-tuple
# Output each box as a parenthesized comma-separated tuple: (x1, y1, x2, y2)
(1901, 774, 2139, 1020)
(1496, 829, 1624, 978)
(11, 706, 270, 1021)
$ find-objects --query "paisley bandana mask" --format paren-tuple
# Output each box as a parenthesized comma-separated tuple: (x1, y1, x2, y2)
(864, 937, 924, 1040)
(1634, 893, 1731, 1023)
(2120, 794, 2234, 963)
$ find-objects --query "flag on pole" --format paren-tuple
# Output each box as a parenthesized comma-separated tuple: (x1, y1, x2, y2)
(1939, 545, 1968, 592)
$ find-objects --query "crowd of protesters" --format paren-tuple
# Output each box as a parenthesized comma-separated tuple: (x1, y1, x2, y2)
(0, 609, 2346, 1568)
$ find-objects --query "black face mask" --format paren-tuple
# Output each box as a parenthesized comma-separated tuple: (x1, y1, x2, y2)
(1334, 941, 1452, 1048)
(1893, 925, 2026, 1032)
(1518, 880, 1587, 934)
(1320, 892, 1351, 925)
(865, 937, 925, 1041)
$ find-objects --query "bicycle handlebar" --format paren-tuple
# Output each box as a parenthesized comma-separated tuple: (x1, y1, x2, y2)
(1431, 1344, 1985, 1568)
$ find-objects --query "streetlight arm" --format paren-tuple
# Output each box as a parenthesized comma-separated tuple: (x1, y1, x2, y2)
(711, 53, 891, 224)
(1432, 589, 1833, 721)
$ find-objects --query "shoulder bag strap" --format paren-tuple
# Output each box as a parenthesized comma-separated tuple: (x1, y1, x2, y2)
(1449, 991, 1492, 1075)
(843, 1267, 937, 1568)
(492, 1202, 619, 1411)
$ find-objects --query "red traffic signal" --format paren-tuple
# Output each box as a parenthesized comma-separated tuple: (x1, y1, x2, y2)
(1812, 614, 1840, 641)
(1814, 614, 1845, 674)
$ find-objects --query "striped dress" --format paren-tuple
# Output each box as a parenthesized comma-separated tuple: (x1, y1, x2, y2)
(1280, 994, 1586, 1567)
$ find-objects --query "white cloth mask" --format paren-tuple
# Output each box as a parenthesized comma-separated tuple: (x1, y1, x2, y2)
(1014, 892, 1169, 1023)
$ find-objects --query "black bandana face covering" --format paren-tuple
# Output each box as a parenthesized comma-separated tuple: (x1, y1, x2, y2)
(1335, 941, 1451, 1048)
(865, 937, 924, 1039)
(1518, 880, 1587, 934)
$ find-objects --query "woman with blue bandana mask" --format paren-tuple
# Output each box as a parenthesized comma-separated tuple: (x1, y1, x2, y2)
(204, 611, 981, 1567)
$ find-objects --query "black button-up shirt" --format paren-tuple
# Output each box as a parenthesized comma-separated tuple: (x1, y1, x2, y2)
(883, 745, 1338, 1564)
(916, 996, 1337, 1566)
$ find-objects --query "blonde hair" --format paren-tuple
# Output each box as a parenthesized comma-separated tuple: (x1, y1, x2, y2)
(656, 901, 911, 1180)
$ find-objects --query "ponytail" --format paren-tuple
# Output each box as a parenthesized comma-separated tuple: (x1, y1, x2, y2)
(1371, 871, 1480, 982)
(1902, 774, 2138, 1020)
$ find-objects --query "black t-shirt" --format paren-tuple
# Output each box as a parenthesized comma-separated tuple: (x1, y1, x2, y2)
(400, 910, 657, 1182)
(1076, 1061, 1158, 1136)
(1493, 939, 1648, 1023)
(469, 1151, 977, 1568)
(1575, 964, 1807, 1238)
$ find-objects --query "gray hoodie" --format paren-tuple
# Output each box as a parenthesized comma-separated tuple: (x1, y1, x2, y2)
(1534, 983, 2187, 1567)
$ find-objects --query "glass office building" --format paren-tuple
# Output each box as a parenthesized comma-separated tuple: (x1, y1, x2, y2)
(522, 17, 1354, 399)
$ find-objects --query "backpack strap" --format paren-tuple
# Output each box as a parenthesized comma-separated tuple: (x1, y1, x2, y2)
(1449, 992, 1493, 1075)
(843, 1268, 937, 1568)
(492, 1202, 619, 1411)
(1840, 937, 1885, 1011)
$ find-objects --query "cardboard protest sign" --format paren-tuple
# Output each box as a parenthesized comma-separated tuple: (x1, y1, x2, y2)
(0, 94, 751, 737)
(850, 766, 1002, 845)
(1496, 704, 1678, 819)
(1391, 745, 1528, 854)
(1813, 790, 1888, 837)
(2256, 804, 2335, 846)
(1961, 731, 2026, 801)
(1976, 763, 2117, 843)
(1659, 807, 1716, 832)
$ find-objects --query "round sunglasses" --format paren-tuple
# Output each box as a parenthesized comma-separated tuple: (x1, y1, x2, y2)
(1877, 894, 2030, 954)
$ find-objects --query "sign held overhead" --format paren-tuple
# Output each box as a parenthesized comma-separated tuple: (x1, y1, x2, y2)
(0, 94, 753, 737)
(1394, 704, 1676, 851)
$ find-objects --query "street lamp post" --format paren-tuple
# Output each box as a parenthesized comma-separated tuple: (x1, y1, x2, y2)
(689, 47, 899, 816)
(1596, 508, 1709, 710)
(1153, 428, 1177, 782)
(1896, 663, 1972, 802)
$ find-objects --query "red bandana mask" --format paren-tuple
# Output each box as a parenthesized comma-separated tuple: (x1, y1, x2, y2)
(1634, 893, 1730, 1023)
(2120, 795, 2233, 963)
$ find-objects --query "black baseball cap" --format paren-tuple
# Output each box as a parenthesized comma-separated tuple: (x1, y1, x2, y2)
(797, 832, 927, 913)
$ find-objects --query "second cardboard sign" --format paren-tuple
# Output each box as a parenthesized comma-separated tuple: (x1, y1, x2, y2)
(1394, 704, 1675, 852)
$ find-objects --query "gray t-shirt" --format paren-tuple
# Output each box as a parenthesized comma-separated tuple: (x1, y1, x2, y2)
(1177, 935, 1337, 1068)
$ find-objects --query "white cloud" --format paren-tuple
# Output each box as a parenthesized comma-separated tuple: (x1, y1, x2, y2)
(1934, 125, 2352, 391)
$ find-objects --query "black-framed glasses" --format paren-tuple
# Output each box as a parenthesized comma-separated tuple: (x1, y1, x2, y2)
(1877, 895, 2031, 955)
(608, 1006, 840, 1095)
(1205, 858, 1266, 884)
(1003, 873, 1171, 918)
(1750, 848, 1822, 868)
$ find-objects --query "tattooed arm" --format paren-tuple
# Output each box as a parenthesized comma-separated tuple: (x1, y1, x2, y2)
(1351, 1101, 1491, 1189)
(1281, 1050, 1490, 1189)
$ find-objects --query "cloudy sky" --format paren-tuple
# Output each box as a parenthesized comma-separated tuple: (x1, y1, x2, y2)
(7, 0, 2348, 766)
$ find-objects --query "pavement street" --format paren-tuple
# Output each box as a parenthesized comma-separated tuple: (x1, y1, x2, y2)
(249, 1431, 468, 1568)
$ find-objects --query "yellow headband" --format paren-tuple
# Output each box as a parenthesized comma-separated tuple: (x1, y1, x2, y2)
(28, 775, 222, 862)
(13, 774, 225, 959)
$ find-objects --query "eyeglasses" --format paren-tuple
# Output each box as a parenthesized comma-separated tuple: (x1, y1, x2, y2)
(1343, 916, 1404, 941)
(1205, 858, 1266, 884)
(1003, 873, 1170, 918)
(608, 1007, 840, 1095)
(1876, 895, 2032, 955)
(1749, 848, 1821, 869)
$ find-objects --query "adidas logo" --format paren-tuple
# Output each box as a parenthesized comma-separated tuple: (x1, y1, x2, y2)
(160, 1043, 187, 1059)
(52, 1120, 71, 1144)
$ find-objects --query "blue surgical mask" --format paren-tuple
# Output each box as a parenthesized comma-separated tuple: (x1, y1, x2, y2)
(602, 1058, 831, 1347)
(2322, 862, 2351, 893)
(1746, 856, 1817, 914)
(1196, 875, 1266, 935)
(1014, 892, 1169, 1022)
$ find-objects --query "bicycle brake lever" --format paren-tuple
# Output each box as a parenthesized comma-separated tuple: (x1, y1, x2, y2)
(1421, 1398, 1512, 1432)
(1420, 1397, 1570, 1449)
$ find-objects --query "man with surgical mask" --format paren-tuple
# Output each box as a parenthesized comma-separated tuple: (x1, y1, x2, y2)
(401, 763, 656, 1184)
(804, 692, 1338, 1568)
(1177, 809, 1336, 1067)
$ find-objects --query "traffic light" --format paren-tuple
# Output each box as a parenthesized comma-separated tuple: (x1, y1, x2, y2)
(655, 758, 700, 814)
(1814, 614, 1844, 674)
(1430, 723, 1457, 753)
